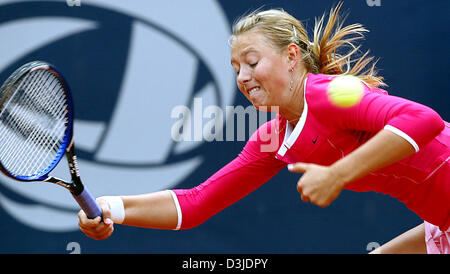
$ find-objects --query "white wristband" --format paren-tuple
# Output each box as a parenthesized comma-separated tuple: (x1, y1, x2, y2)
(98, 196, 125, 224)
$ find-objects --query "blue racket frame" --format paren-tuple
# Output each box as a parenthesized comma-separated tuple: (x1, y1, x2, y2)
(0, 61, 102, 219)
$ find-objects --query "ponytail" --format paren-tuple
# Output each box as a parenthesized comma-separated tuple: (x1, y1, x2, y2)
(309, 2, 385, 87)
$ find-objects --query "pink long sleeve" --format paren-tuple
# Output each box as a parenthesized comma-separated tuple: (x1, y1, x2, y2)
(306, 75, 445, 151)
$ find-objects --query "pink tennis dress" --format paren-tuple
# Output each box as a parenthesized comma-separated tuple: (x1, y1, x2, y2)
(170, 73, 450, 253)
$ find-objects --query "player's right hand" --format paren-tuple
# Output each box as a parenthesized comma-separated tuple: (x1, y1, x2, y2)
(78, 198, 114, 240)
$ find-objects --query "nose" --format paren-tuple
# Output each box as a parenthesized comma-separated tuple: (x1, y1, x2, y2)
(237, 66, 252, 86)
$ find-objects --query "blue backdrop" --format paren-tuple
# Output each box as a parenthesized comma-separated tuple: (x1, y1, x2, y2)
(0, 0, 448, 254)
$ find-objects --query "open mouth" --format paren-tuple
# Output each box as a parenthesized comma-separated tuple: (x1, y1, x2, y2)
(247, 86, 260, 96)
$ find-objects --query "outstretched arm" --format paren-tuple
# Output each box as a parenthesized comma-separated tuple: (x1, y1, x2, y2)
(78, 119, 286, 238)
(120, 191, 179, 229)
(78, 190, 179, 240)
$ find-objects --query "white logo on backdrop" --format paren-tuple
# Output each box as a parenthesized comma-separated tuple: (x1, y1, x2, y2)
(0, 0, 234, 231)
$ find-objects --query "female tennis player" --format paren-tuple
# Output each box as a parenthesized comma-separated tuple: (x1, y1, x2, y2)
(78, 3, 449, 254)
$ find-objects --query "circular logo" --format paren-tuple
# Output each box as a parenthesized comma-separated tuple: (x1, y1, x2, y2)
(0, 0, 234, 231)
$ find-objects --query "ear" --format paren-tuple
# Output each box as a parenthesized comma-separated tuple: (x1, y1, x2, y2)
(286, 43, 300, 71)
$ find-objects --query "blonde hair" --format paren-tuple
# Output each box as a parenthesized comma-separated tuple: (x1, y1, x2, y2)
(230, 2, 385, 87)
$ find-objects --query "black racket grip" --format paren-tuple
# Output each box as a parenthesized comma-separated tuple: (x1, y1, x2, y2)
(72, 187, 102, 219)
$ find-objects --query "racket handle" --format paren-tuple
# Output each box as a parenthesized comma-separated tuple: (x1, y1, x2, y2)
(72, 187, 102, 219)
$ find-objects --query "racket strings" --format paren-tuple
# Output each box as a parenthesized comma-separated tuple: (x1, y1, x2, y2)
(8, 74, 62, 174)
(0, 72, 53, 175)
(1, 72, 51, 146)
(0, 69, 68, 177)
(0, 75, 35, 168)
(1, 72, 66, 176)
(14, 71, 68, 175)
(1, 72, 51, 172)
(25, 73, 68, 174)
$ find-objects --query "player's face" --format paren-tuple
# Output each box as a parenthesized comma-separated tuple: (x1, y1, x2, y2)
(230, 31, 291, 110)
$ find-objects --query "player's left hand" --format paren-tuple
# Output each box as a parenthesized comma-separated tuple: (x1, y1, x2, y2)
(288, 162, 345, 207)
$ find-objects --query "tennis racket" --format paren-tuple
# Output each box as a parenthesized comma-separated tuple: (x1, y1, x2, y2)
(0, 61, 102, 219)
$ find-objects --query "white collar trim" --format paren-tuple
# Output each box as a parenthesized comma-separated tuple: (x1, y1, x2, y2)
(277, 76, 308, 157)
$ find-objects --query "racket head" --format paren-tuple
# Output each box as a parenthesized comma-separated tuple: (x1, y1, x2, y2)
(0, 61, 74, 181)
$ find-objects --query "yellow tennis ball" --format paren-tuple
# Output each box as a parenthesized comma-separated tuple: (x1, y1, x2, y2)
(327, 75, 364, 107)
